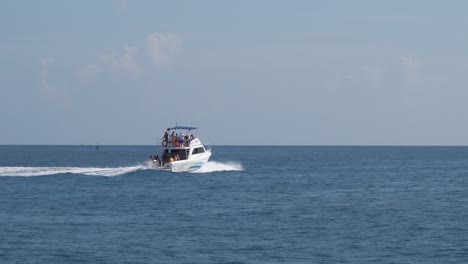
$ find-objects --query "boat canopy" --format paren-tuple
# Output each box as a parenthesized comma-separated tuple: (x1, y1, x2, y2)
(167, 126, 197, 131)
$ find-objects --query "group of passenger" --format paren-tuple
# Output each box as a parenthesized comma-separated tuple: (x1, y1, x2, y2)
(162, 129, 196, 147)
(149, 155, 162, 166)
(149, 152, 182, 166)
(150, 129, 197, 166)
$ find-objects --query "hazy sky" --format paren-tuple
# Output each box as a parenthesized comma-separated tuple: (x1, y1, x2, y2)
(1, 0, 468, 145)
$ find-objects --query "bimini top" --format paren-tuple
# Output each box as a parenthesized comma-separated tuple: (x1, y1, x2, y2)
(167, 126, 197, 131)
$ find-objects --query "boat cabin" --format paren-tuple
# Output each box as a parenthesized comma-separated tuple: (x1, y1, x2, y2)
(159, 126, 209, 163)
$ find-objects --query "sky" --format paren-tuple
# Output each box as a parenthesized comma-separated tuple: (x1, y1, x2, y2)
(1, 0, 468, 145)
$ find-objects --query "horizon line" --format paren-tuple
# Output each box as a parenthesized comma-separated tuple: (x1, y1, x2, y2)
(1, 144, 468, 147)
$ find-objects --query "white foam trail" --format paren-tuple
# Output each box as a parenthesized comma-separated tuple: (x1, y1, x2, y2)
(0, 161, 243, 176)
(0, 166, 145, 177)
(192, 161, 244, 173)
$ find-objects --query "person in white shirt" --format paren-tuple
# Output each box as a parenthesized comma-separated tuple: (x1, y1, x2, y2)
(179, 133, 185, 146)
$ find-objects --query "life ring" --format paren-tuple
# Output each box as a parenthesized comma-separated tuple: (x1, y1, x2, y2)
(162, 140, 168, 147)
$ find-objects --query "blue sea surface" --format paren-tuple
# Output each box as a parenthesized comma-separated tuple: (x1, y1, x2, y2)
(1, 146, 468, 263)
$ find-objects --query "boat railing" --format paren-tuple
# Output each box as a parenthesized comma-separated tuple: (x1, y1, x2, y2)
(161, 139, 192, 148)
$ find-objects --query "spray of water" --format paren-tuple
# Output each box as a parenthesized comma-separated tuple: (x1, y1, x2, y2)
(0, 161, 243, 177)
(0, 166, 145, 177)
(192, 161, 244, 173)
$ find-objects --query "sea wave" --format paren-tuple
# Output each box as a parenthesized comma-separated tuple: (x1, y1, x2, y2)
(0, 166, 144, 177)
(192, 161, 244, 173)
(0, 161, 243, 177)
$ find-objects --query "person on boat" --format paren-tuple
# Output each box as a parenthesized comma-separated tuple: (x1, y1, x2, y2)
(170, 131, 175, 143)
(179, 133, 185, 146)
(190, 134, 196, 140)
(161, 131, 169, 147)
(184, 135, 189, 146)
(162, 153, 168, 164)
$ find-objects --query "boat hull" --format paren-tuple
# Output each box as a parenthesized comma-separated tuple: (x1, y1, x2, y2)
(150, 152, 211, 172)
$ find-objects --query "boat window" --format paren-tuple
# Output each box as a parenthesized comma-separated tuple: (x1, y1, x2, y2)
(192, 147, 205, 155)
(167, 149, 187, 160)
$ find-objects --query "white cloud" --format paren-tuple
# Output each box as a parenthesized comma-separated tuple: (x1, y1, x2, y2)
(359, 65, 382, 84)
(400, 56, 422, 86)
(77, 64, 100, 81)
(112, 0, 128, 13)
(40, 58, 55, 95)
(146, 33, 182, 66)
(77, 33, 182, 80)
(101, 45, 142, 76)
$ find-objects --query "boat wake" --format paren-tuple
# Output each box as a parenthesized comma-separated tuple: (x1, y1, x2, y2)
(0, 161, 243, 177)
(0, 166, 145, 177)
(192, 161, 244, 173)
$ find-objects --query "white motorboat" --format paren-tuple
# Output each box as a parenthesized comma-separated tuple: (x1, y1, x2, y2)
(149, 126, 212, 172)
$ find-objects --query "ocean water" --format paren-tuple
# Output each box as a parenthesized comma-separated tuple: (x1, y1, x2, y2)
(1, 146, 468, 263)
